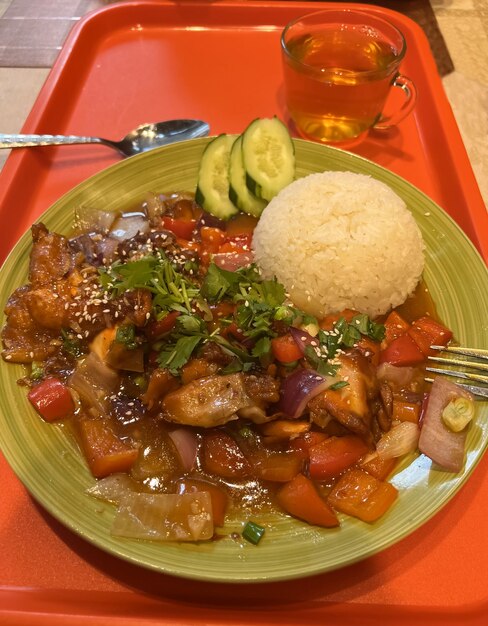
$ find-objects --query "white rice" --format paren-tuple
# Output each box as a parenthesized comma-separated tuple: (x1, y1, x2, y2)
(252, 171, 425, 319)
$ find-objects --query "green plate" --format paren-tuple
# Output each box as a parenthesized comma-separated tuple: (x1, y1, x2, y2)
(0, 138, 487, 582)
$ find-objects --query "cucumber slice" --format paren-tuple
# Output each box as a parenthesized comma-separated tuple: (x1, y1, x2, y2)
(242, 117, 295, 202)
(195, 134, 239, 220)
(228, 135, 267, 217)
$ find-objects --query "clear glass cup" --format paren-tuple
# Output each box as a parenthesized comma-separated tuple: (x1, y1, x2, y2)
(281, 9, 417, 147)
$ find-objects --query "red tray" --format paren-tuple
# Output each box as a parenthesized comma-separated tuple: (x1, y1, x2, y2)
(1, 2, 487, 624)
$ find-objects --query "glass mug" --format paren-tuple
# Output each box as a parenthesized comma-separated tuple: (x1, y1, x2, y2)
(281, 9, 417, 146)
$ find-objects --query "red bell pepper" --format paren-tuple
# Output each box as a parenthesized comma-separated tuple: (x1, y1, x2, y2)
(271, 333, 303, 364)
(382, 310, 411, 346)
(276, 473, 339, 527)
(378, 333, 426, 366)
(218, 233, 253, 254)
(308, 435, 369, 480)
(408, 316, 453, 356)
(145, 310, 180, 340)
(161, 216, 196, 240)
(288, 431, 329, 460)
(27, 377, 75, 422)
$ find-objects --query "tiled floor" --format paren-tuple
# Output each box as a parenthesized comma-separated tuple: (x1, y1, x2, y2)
(0, 0, 487, 206)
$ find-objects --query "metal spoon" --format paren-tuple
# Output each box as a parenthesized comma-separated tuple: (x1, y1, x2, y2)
(0, 119, 210, 157)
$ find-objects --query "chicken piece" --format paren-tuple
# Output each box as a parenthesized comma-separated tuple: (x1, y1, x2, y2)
(29, 223, 74, 286)
(243, 374, 280, 406)
(24, 287, 70, 330)
(1, 286, 59, 363)
(308, 351, 379, 442)
(161, 373, 255, 428)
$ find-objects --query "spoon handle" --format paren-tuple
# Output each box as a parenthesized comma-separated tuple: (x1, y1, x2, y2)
(0, 133, 104, 149)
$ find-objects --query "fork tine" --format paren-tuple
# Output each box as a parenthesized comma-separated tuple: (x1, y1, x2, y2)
(425, 366, 488, 384)
(427, 355, 488, 373)
(424, 377, 488, 399)
(430, 345, 488, 360)
(426, 345, 488, 399)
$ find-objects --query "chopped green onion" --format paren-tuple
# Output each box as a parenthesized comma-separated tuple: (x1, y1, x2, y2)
(30, 361, 44, 380)
(442, 397, 475, 432)
(242, 520, 265, 545)
(328, 380, 349, 391)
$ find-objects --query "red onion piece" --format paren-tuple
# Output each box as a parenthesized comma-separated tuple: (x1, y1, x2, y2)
(168, 428, 199, 471)
(418, 377, 474, 472)
(278, 369, 335, 419)
(289, 326, 318, 356)
(195, 212, 227, 233)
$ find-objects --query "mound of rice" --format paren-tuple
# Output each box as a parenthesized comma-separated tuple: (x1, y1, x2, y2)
(252, 171, 425, 319)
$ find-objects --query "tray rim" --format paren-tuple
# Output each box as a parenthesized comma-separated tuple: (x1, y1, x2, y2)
(1, 1, 488, 623)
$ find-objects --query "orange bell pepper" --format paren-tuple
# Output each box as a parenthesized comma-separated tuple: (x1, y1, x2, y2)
(277, 473, 339, 527)
(251, 450, 304, 482)
(382, 310, 411, 346)
(270, 333, 303, 363)
(319, 308, 359, 332)
(328, 468, 398, 523)
(202, 431, 252, 479)
(392, 399, 421, 423)
(78, 419, 139, 478)
(360, 454, 398, 480)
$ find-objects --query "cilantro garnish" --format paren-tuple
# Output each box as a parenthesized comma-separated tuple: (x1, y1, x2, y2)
(99, 253, 200, 316)
(61, 329, 83, 358)
(115, 324, 137, 350)
(98, 252, 385, 379)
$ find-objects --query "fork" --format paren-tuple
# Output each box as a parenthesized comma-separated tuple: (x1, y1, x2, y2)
(425, 346, 488, 398)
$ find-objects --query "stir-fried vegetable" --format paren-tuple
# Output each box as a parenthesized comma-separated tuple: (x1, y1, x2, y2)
(27, 377, 75, 422)
(0, 181, 479, 546)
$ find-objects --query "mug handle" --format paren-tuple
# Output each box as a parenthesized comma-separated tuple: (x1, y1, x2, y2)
(373, 74, 417, 130)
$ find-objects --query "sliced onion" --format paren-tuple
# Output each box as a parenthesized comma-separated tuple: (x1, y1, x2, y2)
(109, 212, 150, 242)
(377, 362, 415, 386)
(418, 377, 474, 472)
(69, 352, 119, 414)
(96, 236, 119, 265)
(111, 491, 213, 541)
(289, 326, 318, 356)
(376, 421, 420, 459)
(168, 427, 199, 471)
(278, 369, 336, 419)
(73, 207, 117, 235)
(87, 473, 139, 504)
(212, 251, 253, 271)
